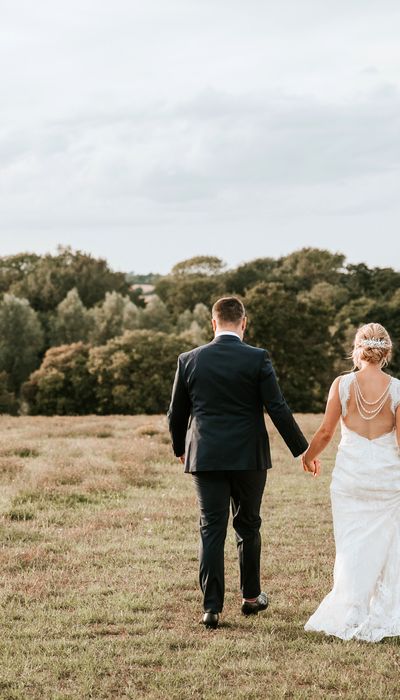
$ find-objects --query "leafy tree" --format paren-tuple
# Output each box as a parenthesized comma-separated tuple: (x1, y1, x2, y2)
(126, 272, 161, 285)
(140, 295, 173, 333)
(171, 256, 225, 276)
(298, 282, 349, 313)
(177, 303, 212, 346)
(277, 248, 346, 291)
(22, 343, 96, 415)
(193, 302, 211, 332)
(344, 263, 400, 301)
(0, 372, 19, 415)
(2, 245, 399, 415)
(155, 256, 226, 317)
(156, 275, 221, 317)
(389, 288, 400, 308)
(8, 246, 131, 311)
(176, 309, 194, 334)
(367, 266, 400, 300)
(223, 258, 278, 295)
(244, 282, 336, 412)
(0, 294, 44, 392)
(127, 287, 147, 308)
(383, 295, 400, 377)
(336, 296, 376, 330)
(179, 323, 211, 347)
(0, 253, 41, 294)
(342, 263, 372, 299)
(88, 330, 192, 414)
(50, 288, 93, 345)
(90, 291, 141, 345)
(338, 293, 400, 377)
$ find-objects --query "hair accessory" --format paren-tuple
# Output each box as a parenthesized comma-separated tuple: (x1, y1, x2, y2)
(360, 338, 391, 349)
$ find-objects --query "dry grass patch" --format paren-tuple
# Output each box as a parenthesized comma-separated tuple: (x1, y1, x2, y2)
(0, 414, 399, 699)
(0, 455, 25, 483)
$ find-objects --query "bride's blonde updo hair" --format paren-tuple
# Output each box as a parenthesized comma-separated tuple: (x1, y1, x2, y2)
(352, 323, 393, 369)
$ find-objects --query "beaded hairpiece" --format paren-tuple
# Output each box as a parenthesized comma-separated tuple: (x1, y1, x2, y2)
(359, 338, 391, 349)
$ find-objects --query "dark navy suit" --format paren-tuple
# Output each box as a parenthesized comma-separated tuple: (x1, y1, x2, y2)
(168, 333, 308, 612)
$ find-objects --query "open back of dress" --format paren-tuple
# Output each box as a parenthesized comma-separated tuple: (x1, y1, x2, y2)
(339, 371, 399, 440)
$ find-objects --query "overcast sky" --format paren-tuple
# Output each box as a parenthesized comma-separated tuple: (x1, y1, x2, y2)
(1, 1, 400, 274)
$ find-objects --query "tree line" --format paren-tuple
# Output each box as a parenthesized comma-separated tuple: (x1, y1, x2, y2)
(0, 246, 399, 415)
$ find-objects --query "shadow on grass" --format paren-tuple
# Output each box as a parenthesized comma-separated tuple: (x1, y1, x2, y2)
(0, 524, 44, 543)
(0, 447, 40, 459)
(4, 489, 127, 521)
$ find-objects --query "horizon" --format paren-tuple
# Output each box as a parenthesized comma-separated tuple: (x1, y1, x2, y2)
(1, 241, 399, 276)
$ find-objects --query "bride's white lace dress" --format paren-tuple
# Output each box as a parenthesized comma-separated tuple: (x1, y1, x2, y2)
(304, 372, 400, 642)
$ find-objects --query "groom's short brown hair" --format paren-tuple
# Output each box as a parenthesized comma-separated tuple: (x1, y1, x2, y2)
(212, 297, 246, 324)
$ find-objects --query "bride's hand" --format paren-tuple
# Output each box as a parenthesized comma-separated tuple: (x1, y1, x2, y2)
(302, 453, 321, 477)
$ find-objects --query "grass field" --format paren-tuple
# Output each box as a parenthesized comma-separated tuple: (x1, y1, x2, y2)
(0, 414, 399, 700)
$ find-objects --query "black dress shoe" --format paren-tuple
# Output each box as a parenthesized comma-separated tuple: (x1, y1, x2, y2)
(202, 612, 219, 628)
(241, 592, 268, 616)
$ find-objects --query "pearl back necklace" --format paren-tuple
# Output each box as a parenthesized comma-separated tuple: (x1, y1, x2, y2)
(353, 374, 392, 421)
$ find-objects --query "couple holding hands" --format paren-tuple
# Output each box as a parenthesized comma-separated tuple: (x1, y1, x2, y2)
(168, 296, 400, 642)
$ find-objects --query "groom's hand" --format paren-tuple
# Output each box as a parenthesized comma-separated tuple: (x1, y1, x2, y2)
(178, 454, 185, 464)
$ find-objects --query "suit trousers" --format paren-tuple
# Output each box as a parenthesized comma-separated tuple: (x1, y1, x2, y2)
(191, 469, 267, 613)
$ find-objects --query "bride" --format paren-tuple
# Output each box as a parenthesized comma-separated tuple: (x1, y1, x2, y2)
(302, 322, 400, 642)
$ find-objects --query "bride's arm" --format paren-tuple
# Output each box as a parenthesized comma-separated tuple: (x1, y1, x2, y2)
(396, 405, 400, 449)
(303, 377, 342, 468)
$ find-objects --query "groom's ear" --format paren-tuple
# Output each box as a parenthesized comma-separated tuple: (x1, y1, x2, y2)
(242, 316, 247, 331)
(212, 318, 217, 332)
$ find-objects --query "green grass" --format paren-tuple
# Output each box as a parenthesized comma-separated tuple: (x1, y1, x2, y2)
(0, 414, 399, 699)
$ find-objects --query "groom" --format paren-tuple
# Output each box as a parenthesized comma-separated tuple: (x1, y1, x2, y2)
(168, 296, 309, 628)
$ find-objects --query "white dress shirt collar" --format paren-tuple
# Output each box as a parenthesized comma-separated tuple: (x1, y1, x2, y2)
(215, 330, 241, 340)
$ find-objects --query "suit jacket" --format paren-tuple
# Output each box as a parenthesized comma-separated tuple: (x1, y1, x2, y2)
(167, 334, 308, 472)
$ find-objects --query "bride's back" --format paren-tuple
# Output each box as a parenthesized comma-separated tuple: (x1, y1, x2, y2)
(342, 370, 395, 440)
(340, 322, 398, 440)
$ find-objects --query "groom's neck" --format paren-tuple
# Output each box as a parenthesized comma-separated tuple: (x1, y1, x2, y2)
(214, 325, 244, 340)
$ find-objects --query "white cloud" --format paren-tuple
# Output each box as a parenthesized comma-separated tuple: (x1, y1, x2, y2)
(0, 1, 400, 271)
